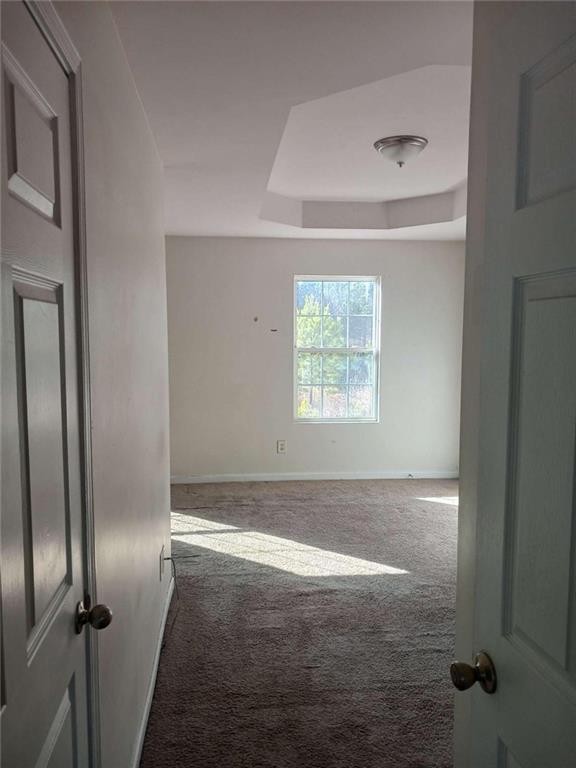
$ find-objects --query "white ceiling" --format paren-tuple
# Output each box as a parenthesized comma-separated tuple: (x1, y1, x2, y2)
(111, 1, 473, 239)
(268, 66, 470, 201)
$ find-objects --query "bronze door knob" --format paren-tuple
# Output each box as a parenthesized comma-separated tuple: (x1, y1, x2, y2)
(75, 597, 113, 634)
(450, 651, 497, 694)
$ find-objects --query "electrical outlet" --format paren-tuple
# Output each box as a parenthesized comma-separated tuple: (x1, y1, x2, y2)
(159, 545, 165, 580)
(277, 439, 287, 454)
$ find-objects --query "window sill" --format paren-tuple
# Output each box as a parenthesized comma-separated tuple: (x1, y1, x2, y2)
(294, 418, 379, 424)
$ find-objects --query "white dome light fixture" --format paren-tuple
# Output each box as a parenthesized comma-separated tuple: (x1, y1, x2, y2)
(373, 135, 429, 168)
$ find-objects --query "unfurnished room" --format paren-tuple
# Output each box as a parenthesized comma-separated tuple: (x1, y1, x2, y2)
(1, 2, 575, 768)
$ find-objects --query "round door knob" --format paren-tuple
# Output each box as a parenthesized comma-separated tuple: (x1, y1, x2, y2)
(75, 598, 113, 634)
(88, 603, 113, 630)
(450, 651, 497, 694)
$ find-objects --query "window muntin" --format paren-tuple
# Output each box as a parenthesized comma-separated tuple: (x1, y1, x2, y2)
(294, 277, 380, 422)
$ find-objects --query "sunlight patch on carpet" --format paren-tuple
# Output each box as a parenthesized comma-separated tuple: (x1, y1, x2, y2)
(172, 520, 408, 577)
(417, 496, 459, 507)
(171, 512, 239, 534)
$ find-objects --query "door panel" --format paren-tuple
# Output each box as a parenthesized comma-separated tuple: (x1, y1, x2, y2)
(4, 46, 60, 222)
(517, 33, 576, 207)
(1, 3, 91, 767)
(497, 744, 524, 768)
(504, 273, 576, 677)
(35, 684, 77, 768)
(14, 277, 72, 654)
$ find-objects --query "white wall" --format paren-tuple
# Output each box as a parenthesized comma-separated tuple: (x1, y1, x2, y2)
(167, 236, 464, 481)
(55, 4, 171, 767)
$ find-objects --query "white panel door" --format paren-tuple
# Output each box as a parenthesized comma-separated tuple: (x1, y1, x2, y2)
(456, 3, 576, 767)
(1, 3, 104, 767)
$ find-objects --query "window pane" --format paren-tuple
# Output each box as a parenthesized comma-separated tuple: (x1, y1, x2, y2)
(297, 353, 323, 384)
(297, 353, 310, 384)
(323, 386, 347, 418)
(323, 282, 348, 316)
(349, 281, 374, 314)
(349, 353, 373, 385)
(297, 386, 321, 418)
(310, 354, 322, 384)
(297, 316, 321, 347)
(349, 385, 373, 418)
(296, 281, 322, 315)
(349, 316, 372, 348)
(322, 354, 347, 386)
(322, 316, 347, 348)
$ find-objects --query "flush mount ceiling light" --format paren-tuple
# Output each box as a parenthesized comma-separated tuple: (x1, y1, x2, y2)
(373, 135, 429, 168)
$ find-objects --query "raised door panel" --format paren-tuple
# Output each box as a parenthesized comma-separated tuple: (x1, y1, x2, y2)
(34, 685, 76, 768)
(1, 2, 71, 270)
(517, 34, 576, 208)
(498, 742, 525, 768)
(4, 47, 60, 222)
(504, 272, 576, 683)
(14, 277, 72, 658)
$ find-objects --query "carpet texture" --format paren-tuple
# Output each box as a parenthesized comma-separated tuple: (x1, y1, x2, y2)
(140, 479, 458, 768)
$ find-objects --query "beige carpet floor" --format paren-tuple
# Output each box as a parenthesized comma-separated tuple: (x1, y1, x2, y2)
(140, 479, 458, 768)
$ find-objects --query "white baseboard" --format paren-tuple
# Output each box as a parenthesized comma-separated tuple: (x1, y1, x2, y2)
(130, 576, 174, 768)
(171, 470, 459, 484)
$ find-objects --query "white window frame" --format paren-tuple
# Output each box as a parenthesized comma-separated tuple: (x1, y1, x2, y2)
(293, 275, 381, 424)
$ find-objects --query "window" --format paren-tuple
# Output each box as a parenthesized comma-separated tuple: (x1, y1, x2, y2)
(294, 277, 380, 422)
